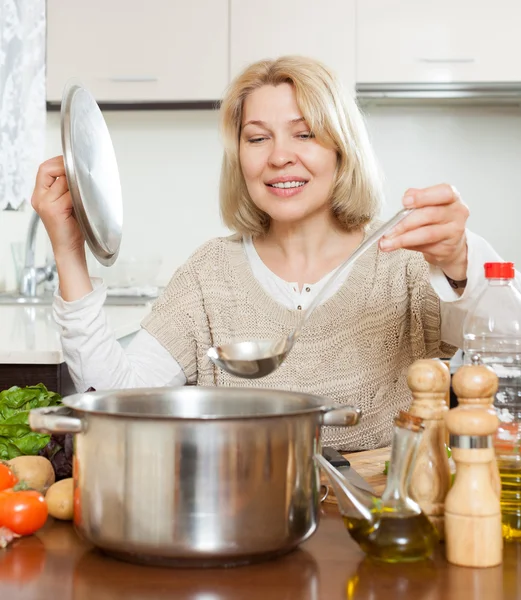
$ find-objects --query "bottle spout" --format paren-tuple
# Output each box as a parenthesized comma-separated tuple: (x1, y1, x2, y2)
(314, 454, 374, 522)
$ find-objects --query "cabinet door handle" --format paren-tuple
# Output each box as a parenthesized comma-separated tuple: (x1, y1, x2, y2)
(417, 58, 475, 64)
(107, 76, 159, 83)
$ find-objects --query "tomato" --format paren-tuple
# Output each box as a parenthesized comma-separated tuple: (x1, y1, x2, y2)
(0, 464, 18, 492)
(0, 490, 48, 536)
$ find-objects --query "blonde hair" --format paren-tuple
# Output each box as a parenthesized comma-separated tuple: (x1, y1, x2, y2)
(219, 55, 383, 235)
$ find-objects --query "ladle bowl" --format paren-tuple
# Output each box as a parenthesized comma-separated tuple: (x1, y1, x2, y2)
(207, 208, 413, 379)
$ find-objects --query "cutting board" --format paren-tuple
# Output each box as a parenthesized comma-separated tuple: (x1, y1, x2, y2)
(321, 447, 390, 505)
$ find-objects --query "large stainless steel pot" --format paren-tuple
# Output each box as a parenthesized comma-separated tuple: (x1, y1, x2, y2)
(29, 387, 360, 567)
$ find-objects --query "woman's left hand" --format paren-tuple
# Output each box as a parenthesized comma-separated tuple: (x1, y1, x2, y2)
(379, 184, 470, 281)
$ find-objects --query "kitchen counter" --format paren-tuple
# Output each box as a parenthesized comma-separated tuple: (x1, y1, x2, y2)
(0, 303, 150, 365)
(0, 451, 519, 600)
(0, 302, 151, 395)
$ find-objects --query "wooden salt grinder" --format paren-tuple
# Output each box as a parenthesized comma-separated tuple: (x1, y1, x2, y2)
(408, 359, 451, 540)
(456, 355, 502, 498)
(444, 362, 502, 568)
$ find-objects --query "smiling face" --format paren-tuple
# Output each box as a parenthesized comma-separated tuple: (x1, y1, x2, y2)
(239, 83, 338, 228)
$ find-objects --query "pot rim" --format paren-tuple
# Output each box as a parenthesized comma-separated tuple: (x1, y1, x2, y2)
(59, 386, 339, 421)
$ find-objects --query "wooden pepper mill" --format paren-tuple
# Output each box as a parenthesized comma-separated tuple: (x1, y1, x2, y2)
(456, 355, 502, 499)
(408, 359, 451, 539)
(444, 360, 503, 568)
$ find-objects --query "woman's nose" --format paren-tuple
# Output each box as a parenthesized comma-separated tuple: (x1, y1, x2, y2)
(268, 138, 297, 168)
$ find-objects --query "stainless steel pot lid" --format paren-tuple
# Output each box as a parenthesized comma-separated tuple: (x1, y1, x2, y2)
(61, 80, 123, 266)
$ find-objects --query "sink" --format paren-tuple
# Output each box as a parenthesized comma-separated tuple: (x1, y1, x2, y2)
(0, 291, 157, 306)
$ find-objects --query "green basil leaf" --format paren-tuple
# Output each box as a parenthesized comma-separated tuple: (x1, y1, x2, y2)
(0, 384, 62, 456)
(0, 436, 23, 460)
(0, 423, 31, 439)
(13, 432, 51, 456)
(2, 411, 30, 425)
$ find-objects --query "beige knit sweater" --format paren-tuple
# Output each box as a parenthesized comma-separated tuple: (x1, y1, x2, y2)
(142, 222, 456, 450)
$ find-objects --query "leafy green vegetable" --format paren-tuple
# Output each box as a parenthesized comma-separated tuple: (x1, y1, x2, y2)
(0, 438, 23, 459)
(14, 432, 52, 455)
(383, 460, 389, 475)
(0, 384, 62, 419)
(39, 433, 73, 480)
(0, 384, 62, 460)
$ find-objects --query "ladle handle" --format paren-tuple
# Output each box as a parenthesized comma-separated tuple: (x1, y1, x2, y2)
(296, 208, 414, 334)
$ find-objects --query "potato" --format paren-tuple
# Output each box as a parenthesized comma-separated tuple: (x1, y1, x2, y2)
(7, 456, 55, 494)
(45, 478, 74, 520)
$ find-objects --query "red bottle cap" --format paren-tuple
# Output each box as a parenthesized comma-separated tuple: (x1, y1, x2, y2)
(484, 262, 515, 279)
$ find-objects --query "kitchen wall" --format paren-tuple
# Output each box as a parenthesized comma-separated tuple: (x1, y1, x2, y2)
(1, 103, 520, 290)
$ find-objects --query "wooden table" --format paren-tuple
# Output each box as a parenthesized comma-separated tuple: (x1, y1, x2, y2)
(0, 451, 520, 600)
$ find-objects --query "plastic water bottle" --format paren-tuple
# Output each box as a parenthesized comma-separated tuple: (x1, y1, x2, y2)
(463, 262, 521, 541)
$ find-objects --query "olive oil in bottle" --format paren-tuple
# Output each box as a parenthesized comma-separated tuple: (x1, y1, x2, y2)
(343, 511, 437, 562)
(317, 411, 438, 563)
(498, 461, 521, 541)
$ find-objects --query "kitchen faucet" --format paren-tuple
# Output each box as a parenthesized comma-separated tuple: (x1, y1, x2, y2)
(19, 211, 57, 297)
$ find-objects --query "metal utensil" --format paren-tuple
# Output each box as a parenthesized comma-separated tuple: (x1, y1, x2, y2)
(322, 446, 376, 495)
(207, 208, 414, 378)
(29, 386, 360, 567)
(61, 80, 123, 266)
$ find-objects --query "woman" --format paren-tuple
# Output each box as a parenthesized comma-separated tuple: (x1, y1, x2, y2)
(32, 56, 508, 450)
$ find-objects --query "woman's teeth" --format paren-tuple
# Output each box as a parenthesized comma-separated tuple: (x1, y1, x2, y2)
(268, 181, 307, 189)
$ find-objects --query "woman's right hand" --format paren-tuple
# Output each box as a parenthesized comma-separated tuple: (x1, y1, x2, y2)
(31, 156, 85, 257)
(31, 156, 93, 301)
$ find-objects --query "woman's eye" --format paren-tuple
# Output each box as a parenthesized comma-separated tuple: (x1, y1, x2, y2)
(248, 136, 267, 144)
(297, 132, 315, 140)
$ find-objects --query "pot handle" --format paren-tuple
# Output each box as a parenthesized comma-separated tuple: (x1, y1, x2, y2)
(322, 405, 361, 427)
(29, 406, 84, 434)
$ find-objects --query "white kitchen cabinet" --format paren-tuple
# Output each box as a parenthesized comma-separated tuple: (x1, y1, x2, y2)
(46, 0, 229, 103)
(357, 0, 521, 83)
(230, 0, 356, 94)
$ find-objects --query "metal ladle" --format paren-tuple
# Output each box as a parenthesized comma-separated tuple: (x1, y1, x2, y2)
(207, 208, 414, 379)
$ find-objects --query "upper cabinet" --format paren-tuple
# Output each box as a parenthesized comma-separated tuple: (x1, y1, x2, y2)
(230, 0, 356, 94)
(356, 0, 521, 83)
(46, 0, 229, 104)
(46, 1, 521, 106)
